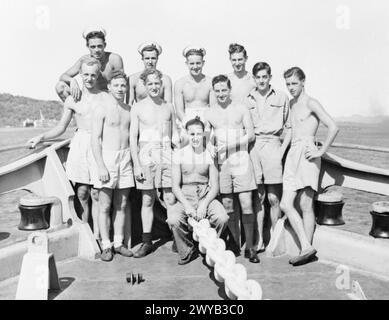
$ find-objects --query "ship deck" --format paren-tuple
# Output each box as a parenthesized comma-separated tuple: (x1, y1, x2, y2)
(1, 240, 389, 300)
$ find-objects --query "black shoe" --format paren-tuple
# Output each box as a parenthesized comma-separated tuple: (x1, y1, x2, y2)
(101, 248, 114, 262)
(133, 242, 154, 258)
(178, 248, 198, 265)
(172, 240, 178, 253)
(246, 248, 260, 263)
(291, 248, 317, 266)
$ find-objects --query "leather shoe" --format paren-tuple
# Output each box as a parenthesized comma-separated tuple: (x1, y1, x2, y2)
(133, 242, 154, 258)
(246, 248, 260, 263)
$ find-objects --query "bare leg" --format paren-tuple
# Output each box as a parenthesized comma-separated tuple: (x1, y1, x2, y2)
(299, 187, 316, 244)
(112, 188, 131, 246)
(253, 184, 265, 251)
(75, 184, 90, 222)
(98, 188, 113, 250)
(90, 188, 100, 240)
(162, 187, 176, 211)
(267, 184, 282, 229)
(141, 190, 156, 233)
(280, 189, 313, 252)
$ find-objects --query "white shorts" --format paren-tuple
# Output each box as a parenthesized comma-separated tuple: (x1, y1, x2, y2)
(66, 130, 93, 185)
(90, 148, 135, 189)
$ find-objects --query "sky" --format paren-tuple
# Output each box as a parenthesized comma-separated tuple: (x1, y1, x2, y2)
(1, 0, 389, 117)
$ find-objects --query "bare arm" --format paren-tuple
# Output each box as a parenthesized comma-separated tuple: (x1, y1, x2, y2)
(59, 58, 82, 84)
(201, 159, 219, 208)
(171, 160, 196, 216)
(128, 75, 137, 106)
(163, 75, 173, 103)
(109, 53, 124, 72)
(129, 105, 140, 167)
(91, 105, 106, 170)
(174, 80, 185, 122)
(224, 106, 255, 152)
(169, 104, 180, 149)
(27, 98, 73, 147)
(281, 97, 292, 157)
(307, 99, 339, 158)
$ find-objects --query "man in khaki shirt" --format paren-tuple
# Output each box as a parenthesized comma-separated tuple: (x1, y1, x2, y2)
(245, 62, 290, 252)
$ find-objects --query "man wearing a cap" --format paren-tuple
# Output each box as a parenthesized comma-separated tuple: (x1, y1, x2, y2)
(174, 46, 214, 126)
(128, 42, 172, 105)
(55, 27, 124, 102)
(227, 43, 256, 103)
(130, 69, 179, 258)
(28, 57, 110, 241)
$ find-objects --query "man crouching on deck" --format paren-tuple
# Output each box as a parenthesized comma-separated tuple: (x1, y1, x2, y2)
(280, 67, 339, 266)
(169, 117, 229, 265)
(91, 71, 134, 261)
(130, 69, 180, 258)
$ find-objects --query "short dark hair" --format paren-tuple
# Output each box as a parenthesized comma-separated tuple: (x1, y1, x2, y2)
(228, 43, 247, 58)
(108, 70, 127, 83)
(212, 74, 231, 89)
(185, 116, 205, 131)
(284, 67, 306, 81)
(86, 31, 106, 46)
(252, 62, 271, 76)
(140, 69, 163, 83)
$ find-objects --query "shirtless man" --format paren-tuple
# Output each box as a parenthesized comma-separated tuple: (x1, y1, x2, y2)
(169, 117, 229, 265)
(204, 75, 259, 263)
(91, 71, 134, 261)
(245, 62, 291, 252)
(130, 69, 179, 258)
(28, 57, 107, 240)
(174, 46, 214, 126)
(55, 27, 124, 102)
(129, 42, 172, 105)
(280, 67, 339, 266)
(227, 43, 256, 103)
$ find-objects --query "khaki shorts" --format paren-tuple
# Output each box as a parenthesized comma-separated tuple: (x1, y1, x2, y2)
(135, 142, 172, 190)
(249, 135, 283, 184)
(283, 137, 321, 192)
(90, 148, 135, 189)
(219, 150, 257, 194)
(66, 129, 93, 185)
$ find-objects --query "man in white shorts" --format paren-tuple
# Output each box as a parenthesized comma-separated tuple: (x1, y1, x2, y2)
(280, 67, 339, 266)
(28, 57, 108, 240)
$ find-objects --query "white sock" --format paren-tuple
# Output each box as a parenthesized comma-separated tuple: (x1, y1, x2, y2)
(102, 240, 112, 250)
(114, 235, 124, 248)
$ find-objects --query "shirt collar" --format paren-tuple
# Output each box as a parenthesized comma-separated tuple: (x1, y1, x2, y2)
(247, 86, 275, 100)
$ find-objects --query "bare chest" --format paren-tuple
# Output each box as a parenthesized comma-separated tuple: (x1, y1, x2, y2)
(182, 80, 210, 103)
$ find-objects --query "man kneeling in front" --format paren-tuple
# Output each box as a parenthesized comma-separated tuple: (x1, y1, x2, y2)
(169, 117, 229, 265)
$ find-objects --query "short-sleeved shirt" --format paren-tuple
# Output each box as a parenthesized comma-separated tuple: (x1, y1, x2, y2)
(245, 86, 290, 136)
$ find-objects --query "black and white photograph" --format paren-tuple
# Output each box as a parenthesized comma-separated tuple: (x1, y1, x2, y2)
(0, 0, 388, 304)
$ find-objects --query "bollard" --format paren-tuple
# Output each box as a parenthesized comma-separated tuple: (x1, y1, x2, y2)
(15, 232, 60, 300)
(369, 201, 389, 239)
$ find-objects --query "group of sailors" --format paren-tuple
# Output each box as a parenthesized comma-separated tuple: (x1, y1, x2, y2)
(27, 27, 339, 266)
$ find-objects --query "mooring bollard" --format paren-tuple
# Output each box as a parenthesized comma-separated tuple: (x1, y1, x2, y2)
(315, 192, 345, 226)
(369, 201, 389, 239)
(15, 232, 60, 300)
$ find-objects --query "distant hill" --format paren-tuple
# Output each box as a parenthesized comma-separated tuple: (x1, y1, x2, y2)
(0, 93, 64, 127)
(335, 114, 389, 124)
